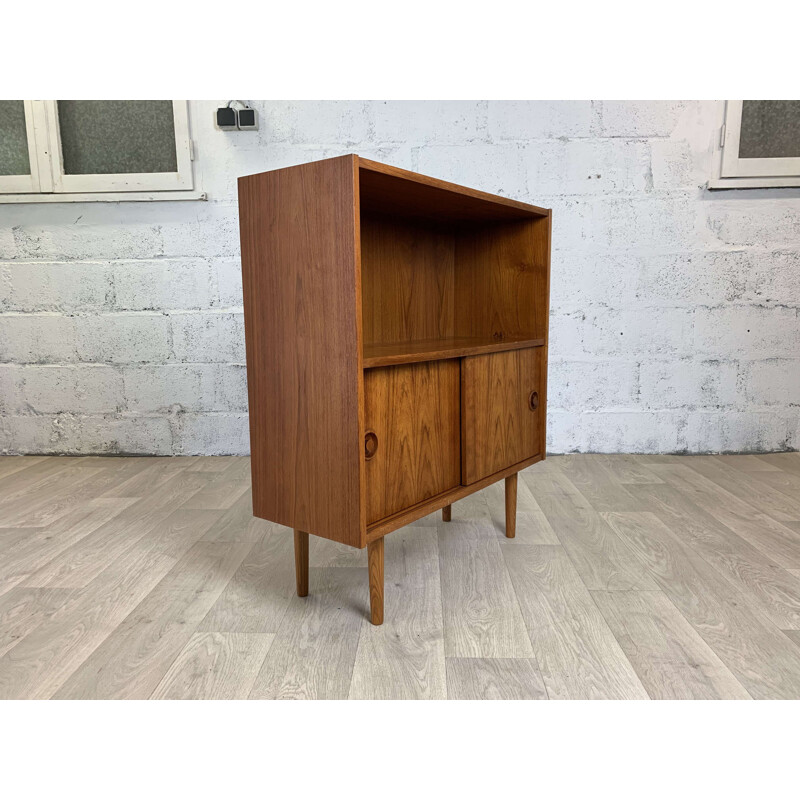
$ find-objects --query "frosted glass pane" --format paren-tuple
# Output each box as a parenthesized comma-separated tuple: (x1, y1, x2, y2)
(58, 100, 178, 174)
(0, 100, 31, 176)
(739, 100, 800, 159)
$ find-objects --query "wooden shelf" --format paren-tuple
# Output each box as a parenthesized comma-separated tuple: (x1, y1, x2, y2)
(363, 334, 545, 369)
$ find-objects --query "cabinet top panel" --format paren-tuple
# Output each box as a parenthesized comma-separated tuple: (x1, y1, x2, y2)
(240, 155, 549, 224)
(358, 157, 550, 223)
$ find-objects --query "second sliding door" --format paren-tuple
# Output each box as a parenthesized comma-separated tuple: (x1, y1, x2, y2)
(461, 348, 543, 484)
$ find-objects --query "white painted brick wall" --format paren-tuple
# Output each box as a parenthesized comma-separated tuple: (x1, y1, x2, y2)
(1, 100, 798, 455)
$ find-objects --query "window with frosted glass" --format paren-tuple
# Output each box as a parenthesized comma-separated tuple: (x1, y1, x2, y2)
(57, 100, 178, 175)
(739, 100, 800, 159)
(0, 100, 30, 176)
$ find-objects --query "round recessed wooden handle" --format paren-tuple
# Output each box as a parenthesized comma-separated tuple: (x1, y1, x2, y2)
(365, 431, 379, 460)
(529, 391, 539, 411)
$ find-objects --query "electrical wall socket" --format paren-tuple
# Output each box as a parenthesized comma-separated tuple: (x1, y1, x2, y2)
(237, 107, 258, 130)
(216, 104, 258, 131)
(216, 107, 238, 131)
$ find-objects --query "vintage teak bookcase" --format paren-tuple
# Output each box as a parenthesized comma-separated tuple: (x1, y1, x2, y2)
(238, 155, 551, 625)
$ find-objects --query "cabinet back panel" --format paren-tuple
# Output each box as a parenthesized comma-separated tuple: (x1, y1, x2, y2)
(364, 360, 461, 524)
(361, 215, 455, 345)
(454, 218, 548, 340)
(238, 155, 364, 547)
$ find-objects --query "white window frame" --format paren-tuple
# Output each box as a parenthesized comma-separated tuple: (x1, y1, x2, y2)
(709, 100, 800, 189)
(0, 101, 48, 194)
(0, 100, 205, 202)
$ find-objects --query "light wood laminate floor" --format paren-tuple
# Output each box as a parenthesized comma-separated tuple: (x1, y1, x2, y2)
(2, 453, 800, 700)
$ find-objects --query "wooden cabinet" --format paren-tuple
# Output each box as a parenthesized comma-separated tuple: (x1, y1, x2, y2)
(239, 155, 551, 625)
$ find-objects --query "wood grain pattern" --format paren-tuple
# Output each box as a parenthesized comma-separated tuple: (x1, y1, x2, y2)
(201, 490, 274, 543)
(239, 155, 364, 547)
(150, 632, 275, 700)
(366, 454, 542, 540)
(603, 511, 800, 700)
(630, 479, 800, 629)
(592, 590, 751, 700)
(368, 538, 384, 626)
(294, 530, 309, 598)
(559, 453, 645, 513)
(364, 360, 460, 524)
(645, 462, 800, 568)
(522, 466, 658, 591)
(53, 542, 252, 700)
(248, 568, 366, 700)
(0, 499, 136, 597)
(439, 521, 533, 658)
(0, 538, 180, 699)
(361, 214, 454, 346)
(4, 454, 800, 698)
(358, 157, 549, 223)
(350, 528, 446, 699)
(445, 657, 547, 700)
(363, 334, 544, 369)
(502, 545, 648, 700)
(462, 347, 543, 484)
(686, 456, 800, 524)
(0, 587, 73, 659)
(454, 219, 547, 342)
(198, 529, 295, 633)
(483, 475, 559, 544)
(505, 473, 517, 538)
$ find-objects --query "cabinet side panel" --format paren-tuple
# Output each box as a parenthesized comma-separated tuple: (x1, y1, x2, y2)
(535, 213, 552, 459)
(238, 157, 363, 547)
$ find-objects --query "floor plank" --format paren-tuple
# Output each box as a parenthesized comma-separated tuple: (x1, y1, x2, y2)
(646, 462, 800, 568)
(503, 545, 648, 700)
(686, 457, 800, 524)
(446, 658, 547, 700)
(603, 512, 800, 700)
(248, 568, 366, 700)
(755, 453, 800, 476)
(553, 453, 646, 512)
(0, 542, 180, 699)
(0, 587, 74, 659)
(522, 467, 658, 591)
(630, 479, 800, 629)
(438, 521, 533, 658)
(594, 454, 666, 485)
(151, 632, 275, 700)
(0, 456, 47, 481)
(349, 527, 446, 700)
(198, 528, 295, 633)
(592, 590, 751, 700)
(0, 499, 137, 596)
(52, 541, 252, 700)
(483, 477, 560, 544)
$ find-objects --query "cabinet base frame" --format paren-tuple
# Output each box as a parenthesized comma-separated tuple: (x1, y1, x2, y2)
(366, 454, 541, 542)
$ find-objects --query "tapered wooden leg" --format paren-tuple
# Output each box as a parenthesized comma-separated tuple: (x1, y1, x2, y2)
(505, 473, 517, 539)
(442, 504, 452, 522)
(294, 529, 309, 597)
(367, 538, 384, 625)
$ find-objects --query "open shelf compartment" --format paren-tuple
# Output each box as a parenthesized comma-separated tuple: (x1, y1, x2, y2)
(358, 159, 550, 369)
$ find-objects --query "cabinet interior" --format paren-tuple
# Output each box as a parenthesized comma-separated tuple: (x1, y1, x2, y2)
(359, 166, 549, 368)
